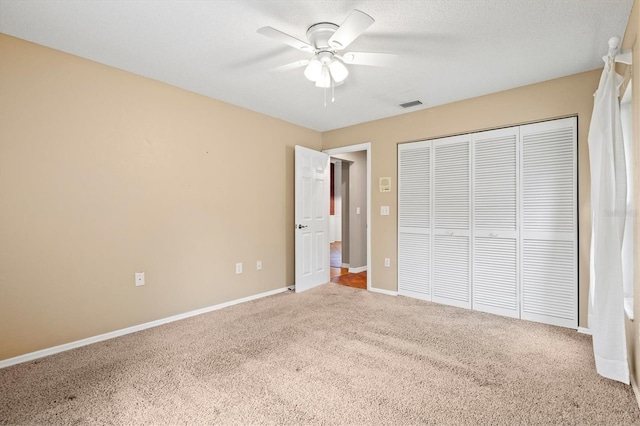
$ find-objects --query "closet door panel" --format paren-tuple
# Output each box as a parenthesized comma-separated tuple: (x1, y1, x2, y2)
(522, 239, 576, 322)
(434, 137, 470, 231)
(474, 236, 518, 317)
(473, 129, 519, 233)
(472, 127, 519, 318)
(398, 142, 432, 299)
(433, 234, 470, 308)
(432, 135, 471, 309)
(520, 117, 577, 328)
(399, 231, 431, 300)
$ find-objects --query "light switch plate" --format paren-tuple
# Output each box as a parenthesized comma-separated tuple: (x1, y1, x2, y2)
(381, 206, 390, 215)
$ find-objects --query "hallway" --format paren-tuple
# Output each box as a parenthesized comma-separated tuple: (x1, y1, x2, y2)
(330, 242, 366, 290)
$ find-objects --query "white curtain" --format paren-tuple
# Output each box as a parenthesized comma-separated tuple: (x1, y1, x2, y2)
(588, 55, 629, 384)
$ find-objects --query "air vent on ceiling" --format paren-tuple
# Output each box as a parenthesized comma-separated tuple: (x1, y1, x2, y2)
(399, 100, 423, 109)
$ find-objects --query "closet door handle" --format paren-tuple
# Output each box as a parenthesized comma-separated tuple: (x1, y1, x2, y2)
(489, 233, 498, 237)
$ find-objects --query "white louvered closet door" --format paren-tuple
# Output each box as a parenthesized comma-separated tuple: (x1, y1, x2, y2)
(432, 135, 471, 309)
(472, 127, 520, 318)
(398, 141, 432, 301)
(520, 117, 577, 328)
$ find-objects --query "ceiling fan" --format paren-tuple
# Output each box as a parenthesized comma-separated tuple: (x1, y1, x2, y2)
(257, 10, 396, 91)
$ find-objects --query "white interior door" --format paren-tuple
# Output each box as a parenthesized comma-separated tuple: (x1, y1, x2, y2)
(295, 145, 330, 292)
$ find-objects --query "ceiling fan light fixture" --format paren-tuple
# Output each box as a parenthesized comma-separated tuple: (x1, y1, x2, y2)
(329, 59, 349, 83)
(315, 66, 331, 88)
(304, 56, 322, 81)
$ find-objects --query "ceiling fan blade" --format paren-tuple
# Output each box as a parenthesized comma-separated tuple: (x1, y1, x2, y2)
(257, 26, 314, 52)
(272, 59, 310, 72)
(341, 52, 397, 66)
(328, 9, 374, 50)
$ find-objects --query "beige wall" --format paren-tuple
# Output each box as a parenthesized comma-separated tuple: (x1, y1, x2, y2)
(323, 69, 600, 329)
(0, 34, 322, 360)
(621, 0, 639, 397)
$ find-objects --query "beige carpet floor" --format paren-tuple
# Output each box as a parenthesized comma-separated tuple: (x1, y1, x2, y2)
(1, 283, 639, 425)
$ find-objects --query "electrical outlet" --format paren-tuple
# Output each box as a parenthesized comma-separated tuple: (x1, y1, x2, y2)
(135, 272, 145, 286)
(384, 258, 390, 267)
(256, 260, 262, 271)
(235, 263, 243, 274)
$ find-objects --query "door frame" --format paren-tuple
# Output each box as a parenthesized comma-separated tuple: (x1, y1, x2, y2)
(323, 143, 371, 291)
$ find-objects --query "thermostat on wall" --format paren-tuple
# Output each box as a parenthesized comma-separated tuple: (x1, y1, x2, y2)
(379, 177, 391, 192)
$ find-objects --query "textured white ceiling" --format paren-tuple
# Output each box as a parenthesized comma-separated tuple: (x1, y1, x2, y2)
(0, 0, 634, 132)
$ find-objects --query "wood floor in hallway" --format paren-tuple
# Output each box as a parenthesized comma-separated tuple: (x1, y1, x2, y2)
(330, 242, 367, 290)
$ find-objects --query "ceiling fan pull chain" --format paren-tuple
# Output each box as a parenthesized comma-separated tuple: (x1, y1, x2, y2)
(332, 78, 336, 103)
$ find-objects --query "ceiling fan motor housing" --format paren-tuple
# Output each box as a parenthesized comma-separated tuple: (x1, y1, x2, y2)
(306, 22, 339, 50)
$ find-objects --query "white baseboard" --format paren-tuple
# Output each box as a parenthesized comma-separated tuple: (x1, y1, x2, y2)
(341, 263, 349, 268)
(348, 266, 367, 274)
(577, 327, 592, 335)
(0, 286, 289, 369)
(369, 287, 397, 296)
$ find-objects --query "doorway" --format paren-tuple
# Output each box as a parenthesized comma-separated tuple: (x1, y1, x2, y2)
(324, 143, 371, 291)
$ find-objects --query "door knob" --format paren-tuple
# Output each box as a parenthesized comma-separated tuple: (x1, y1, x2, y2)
(296, 224, 308, 229)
